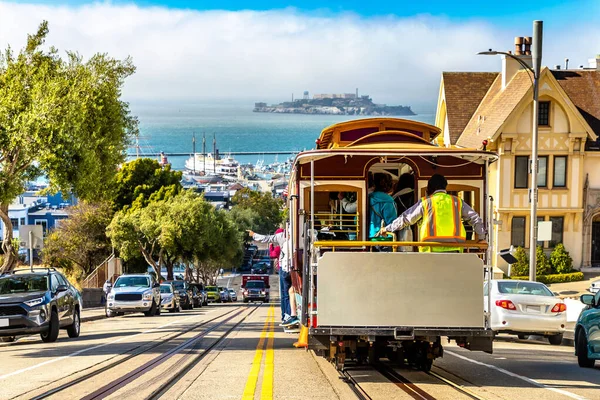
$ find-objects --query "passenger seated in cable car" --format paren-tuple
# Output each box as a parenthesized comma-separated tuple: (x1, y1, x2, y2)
(380, 174, 486, 252)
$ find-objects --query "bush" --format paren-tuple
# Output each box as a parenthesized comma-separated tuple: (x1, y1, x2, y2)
(536, 245, 551, 276)
(550, 243, 573, 274)
(511, 247, 529, 277)
(510, 272, 584, 284)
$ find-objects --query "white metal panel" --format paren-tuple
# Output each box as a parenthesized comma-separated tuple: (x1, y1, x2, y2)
(317, 252, 485, 328)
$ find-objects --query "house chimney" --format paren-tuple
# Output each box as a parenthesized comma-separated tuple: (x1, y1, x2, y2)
(565, 58, 569, 70)
(523, 37, 532, 55)
(555, 65, 561, 70)
(502, 36, 533, 89)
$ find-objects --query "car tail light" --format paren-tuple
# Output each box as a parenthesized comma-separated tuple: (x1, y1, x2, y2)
(551, 303, 567, 313)
(495, 300, 517, 310)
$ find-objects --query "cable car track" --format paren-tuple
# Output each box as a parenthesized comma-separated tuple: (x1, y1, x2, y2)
(21, 304, 255, 400)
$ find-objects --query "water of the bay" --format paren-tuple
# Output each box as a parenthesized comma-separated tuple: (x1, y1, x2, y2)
(130, 102, 435, 170)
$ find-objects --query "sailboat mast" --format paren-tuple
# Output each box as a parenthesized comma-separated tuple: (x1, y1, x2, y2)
(203, 132, 206, 173)
(213, 133, 216, 174)
(192, 133, 196, 172)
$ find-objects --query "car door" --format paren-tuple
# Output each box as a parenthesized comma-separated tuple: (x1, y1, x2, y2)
(57, 274, 75, 322)
(589, 291, 600, 354)
(50, 274, 68, 323)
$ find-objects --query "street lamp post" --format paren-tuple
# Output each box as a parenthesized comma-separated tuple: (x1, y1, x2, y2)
(478, 20, 543, 281)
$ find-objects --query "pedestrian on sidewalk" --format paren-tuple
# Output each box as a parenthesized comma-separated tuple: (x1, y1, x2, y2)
(247, 228, 299, 327)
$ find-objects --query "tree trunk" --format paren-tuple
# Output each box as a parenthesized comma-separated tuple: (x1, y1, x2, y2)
(0, 203, 17, 273)
(166, 256, 174, 281)
(139, 242, 160, 278)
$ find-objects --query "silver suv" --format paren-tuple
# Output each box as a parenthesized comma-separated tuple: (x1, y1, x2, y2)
(106, 274, 161, 317)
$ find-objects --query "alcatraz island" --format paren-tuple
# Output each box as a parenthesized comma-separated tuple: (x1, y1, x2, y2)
(254, 89, 415, 116)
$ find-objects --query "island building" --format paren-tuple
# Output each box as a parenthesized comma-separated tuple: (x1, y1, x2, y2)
(435, 36, 600, 271)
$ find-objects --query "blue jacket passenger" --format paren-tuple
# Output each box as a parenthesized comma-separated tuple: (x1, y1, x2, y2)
(368, 173, 397, 238)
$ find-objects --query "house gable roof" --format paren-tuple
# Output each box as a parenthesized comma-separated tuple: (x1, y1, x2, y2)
(441, 72, 498, 145)
(552, 70, 600, 138)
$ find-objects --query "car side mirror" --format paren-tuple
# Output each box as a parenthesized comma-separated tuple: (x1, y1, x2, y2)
(153, 283, 160, 288)
(580, 294, 595, 306)
(56, 284, 68, 293)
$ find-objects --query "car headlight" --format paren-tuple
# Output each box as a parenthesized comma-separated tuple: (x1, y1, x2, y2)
(25, 297, 45, 307)
(107, 293, 115, 300)
(143, 292, 153, 301)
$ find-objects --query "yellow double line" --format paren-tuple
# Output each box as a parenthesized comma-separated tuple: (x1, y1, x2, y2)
(242, 304, 275, 400)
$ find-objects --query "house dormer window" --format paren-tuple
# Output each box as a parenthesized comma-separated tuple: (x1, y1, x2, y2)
(538, 101, 550, 126)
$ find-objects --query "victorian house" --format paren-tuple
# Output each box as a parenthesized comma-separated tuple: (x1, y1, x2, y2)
(435, 37, 600, 271)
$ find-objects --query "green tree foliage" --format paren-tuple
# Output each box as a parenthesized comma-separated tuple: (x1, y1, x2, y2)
(113, 158, 182, 211)
(231, 188, 283, 233)
(43, 202, 114, 280)
(108, 191, 242, 281)
(511, 246, 529, 277)
(550, 243, 573, 274)
(0, 22, 137, 272)
(535, 245, 552, 276)
(229, 207, 262, 243)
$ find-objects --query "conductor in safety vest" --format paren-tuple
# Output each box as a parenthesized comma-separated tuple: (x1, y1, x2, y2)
(379, 174, 487, 252)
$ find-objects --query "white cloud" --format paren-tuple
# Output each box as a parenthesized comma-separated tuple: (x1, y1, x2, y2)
(0, 2, 598, 111)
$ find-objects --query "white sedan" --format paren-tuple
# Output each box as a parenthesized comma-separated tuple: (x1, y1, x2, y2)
(484, 280, 566, 345)
(589, 280, 600, 294)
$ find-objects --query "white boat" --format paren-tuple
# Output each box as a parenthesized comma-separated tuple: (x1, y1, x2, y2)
(184, 153, 239, 178)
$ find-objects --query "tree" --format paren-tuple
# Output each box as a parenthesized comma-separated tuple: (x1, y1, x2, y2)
(511, 246, 529, 276)
(229, 207, 261, 243)
(113, 158, 182, 211)
(550, 243, 573, 274)
(536, 245, 552, 276)
(231, 188, 283, 233)
(42, 202, 113, 280)
(0, 22, 137, 272)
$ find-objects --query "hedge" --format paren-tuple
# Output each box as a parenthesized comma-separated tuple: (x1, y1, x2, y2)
(510, 272, 584, 284)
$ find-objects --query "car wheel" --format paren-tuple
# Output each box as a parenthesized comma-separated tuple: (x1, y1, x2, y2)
(66, 308, 81, 338)
(548, 333, 563, 346)
(517, 334, 528, 340)
(41, 309, 60, 343)
(0, 336, 16, 343)
(203, 300, 208, 306)
(169, 307, 176, 313)
(155, 302, 161, 316)
(144, 301, 157, 317)
(577, 333, 595, 368)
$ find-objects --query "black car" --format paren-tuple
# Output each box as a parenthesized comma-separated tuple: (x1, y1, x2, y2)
(0, 268, 82, 343)
(165, 280, 194, 310)
(189, 282, 208, 306)
(251, 263, 269, 275)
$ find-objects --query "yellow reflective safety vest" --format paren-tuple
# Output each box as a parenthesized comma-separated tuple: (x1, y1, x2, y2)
(418, 192, 466, 252)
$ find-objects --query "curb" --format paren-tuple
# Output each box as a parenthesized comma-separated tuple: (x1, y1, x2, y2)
(81, 314, 107, 323)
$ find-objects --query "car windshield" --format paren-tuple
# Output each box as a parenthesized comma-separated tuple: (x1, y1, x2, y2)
(206, 286, 218, 291)
(0, 275, 48, 294)
(169, 281, 184, 289)
(228, 289, 235, 293)
(115, 276, 150, 288)
(246, 281, 265, 289)
(160, 285, 172, 294)
(497, 282, 553, 296)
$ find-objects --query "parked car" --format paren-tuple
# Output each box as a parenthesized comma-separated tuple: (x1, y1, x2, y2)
(165, 280, 194, 310)
(242, 280, 269, 303)
(205, 285, 221, 303)
(106, 274, 162, 317)
(160, 283, 181, 313)
(588, 280, 600, 294)
(228, 288, 238, 302)
(575, 291, 600, 368)
(189, 283, 208, 306)
(484, 280, 566, 345)
(219, 286, 231, 302)
(0, 268, 82, 343)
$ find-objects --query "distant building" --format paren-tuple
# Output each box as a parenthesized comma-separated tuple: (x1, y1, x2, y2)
(254, 102, 267, 108)
(313, 93, 357, 100)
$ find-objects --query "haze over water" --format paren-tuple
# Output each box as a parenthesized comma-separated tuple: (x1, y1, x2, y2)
(130, 103, 435, 170)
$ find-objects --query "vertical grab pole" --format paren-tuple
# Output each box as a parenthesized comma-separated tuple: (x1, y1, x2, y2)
(309, 159, 316, 322)
(485, 159, 493, 328)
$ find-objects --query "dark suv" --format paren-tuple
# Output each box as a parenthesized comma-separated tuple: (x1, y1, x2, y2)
(0, 268, 82, 343)
(165, 280, 194, 310)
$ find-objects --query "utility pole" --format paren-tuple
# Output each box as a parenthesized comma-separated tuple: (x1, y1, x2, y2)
(528, 20, 543, 281)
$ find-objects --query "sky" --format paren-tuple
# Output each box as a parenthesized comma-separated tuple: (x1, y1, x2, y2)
(0, 1, 599, 112)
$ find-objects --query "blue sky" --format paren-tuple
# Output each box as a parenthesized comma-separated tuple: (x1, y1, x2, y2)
(1, 1, 599, 110)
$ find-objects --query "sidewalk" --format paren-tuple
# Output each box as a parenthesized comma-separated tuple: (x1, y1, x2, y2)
(81, 307, 107, 323)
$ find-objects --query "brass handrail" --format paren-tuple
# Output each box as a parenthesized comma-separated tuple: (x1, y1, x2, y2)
(313, 240, 488, 253)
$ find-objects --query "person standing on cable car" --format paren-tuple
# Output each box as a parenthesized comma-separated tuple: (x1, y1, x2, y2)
(369, 173, 397, 239)
(380, 174, 486, 252)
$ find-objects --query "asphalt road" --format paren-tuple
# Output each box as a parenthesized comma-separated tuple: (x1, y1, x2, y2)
(0, 275, 598, 400)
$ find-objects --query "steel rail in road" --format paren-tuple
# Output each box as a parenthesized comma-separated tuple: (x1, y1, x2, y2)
(342, 362, 489, 400)
(146, 303, 263, 399)
(23, 305, 246, 400)
(81, 304, 261, 400)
